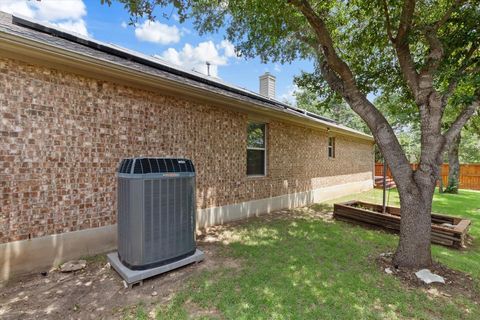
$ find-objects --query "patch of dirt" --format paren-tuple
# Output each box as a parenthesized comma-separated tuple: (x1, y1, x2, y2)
(377, 253, 480, 303)
(0, 205, 334, 320)
(0, 236, 241, 319)
(293, 204, 335, 222)
(184, 299, 223, 319)
(8, 203, 476, 319)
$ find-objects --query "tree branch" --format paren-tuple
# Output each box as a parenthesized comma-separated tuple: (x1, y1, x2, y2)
(288, 0, 414, 185)
(316, 58, 345, 96)
(433, 0, 464, 31)
(393, 0, 422, 102)
(396, 0, 416, 41)
(442, 42, 479, 107)
(420, 0, 465, 77)
(421, 28, 444, 75)
(444, 92, 480, 145)
(380, 0, 395, 42)
(288, 0, 356, 86)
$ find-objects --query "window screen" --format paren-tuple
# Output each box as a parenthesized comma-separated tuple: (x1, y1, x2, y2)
(328, 137, 336, 158)
(247, 123, 266, 175)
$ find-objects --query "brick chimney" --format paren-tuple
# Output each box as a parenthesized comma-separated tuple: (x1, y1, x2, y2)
(259, 72, 276, 99)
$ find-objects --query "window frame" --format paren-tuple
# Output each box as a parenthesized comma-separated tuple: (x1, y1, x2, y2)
(246, 122, 267, 177)
(328, 136, 336, 159)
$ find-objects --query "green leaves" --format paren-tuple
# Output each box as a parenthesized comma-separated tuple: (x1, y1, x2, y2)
(108, 1, 477, 101)
(294, 86, 370, 133)
(108, 0, 479, 163)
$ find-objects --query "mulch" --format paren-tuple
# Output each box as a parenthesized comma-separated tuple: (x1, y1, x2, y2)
(376, 252, 480, 303)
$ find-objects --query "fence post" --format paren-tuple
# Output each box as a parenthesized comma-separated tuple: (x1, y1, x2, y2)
(382, 159, 387, 213)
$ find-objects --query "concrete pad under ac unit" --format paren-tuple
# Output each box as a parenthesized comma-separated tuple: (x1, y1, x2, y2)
(107, 249, 205, 288)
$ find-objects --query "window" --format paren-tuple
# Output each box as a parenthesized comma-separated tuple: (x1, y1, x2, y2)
(247, 122, 266, 176)
(328, 137, 336, 158)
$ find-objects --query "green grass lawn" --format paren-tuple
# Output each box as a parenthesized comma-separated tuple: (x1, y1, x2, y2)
(330, 188, 480, 281)
(131, 189, 480, 320)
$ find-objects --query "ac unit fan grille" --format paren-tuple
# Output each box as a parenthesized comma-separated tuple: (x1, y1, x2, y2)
(118, 158, 195, 174)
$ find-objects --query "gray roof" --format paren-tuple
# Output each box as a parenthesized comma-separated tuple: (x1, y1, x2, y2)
(0, 12, 372, 140)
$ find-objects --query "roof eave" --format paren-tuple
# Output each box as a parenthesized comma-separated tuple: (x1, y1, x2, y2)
(0, 29, 374, 142)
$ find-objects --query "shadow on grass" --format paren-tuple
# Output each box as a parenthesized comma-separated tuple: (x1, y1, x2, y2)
(155, 211, 479, 320)
(331, 189, 480, 283)
(308, 203, 333, 213)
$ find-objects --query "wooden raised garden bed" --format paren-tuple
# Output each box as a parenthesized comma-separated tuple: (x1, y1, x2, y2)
(333, 201, 471, 248)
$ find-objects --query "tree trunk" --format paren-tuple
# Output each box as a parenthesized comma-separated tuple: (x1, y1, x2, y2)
(393, 182, 434, 268)
(445, 133, 461, 193)
(290, 0, 478, 270)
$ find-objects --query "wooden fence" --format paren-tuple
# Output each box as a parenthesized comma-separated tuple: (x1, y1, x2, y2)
(375, 163, 480, 190)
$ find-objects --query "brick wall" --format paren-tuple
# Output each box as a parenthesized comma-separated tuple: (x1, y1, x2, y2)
(0, 57, 373, 243)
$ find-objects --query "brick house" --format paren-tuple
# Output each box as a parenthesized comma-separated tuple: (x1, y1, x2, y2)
(0, 13, 374, 280)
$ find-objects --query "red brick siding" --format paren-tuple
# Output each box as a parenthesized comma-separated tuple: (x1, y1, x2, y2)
(0, 57, 373, 243)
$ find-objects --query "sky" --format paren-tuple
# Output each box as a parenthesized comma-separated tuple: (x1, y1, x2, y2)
(0, 0, 315, 104)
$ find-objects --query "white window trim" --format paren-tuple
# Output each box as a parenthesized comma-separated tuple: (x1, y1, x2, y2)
(247, 122, 267, 177)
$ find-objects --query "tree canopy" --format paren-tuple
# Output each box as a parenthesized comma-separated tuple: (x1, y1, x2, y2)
(106, 0, 480, 268)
